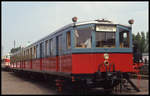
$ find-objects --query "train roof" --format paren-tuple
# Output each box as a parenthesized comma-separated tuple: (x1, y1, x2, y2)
(12, 19, 131, 54)
(30, 19, 131, 46)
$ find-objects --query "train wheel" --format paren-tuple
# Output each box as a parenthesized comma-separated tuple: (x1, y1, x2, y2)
(103, 81, 113, 93)
(55, 79, 64, 92)
(104, 87, 113, 93)
(29, 73, 35, 80)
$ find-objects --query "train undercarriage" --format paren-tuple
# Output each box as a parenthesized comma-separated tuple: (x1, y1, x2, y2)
(56, 72, 140, 93)
(9, 67, 140, 94)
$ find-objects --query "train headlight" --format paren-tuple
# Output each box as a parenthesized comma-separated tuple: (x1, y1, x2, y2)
(104, 53, 109, 60)
(104, 60, 109, 66)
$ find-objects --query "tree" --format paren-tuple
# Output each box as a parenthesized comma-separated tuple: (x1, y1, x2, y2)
(132, 34, 136, 41)
(135, 32, 141, 51)
(132, 32, 148, 54)
(140, 32, 146, 53)
(10, 47, 21, 53)
(145, 31, 149, 52)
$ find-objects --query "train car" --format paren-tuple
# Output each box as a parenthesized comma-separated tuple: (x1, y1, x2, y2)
(2, 54, 11, 71)
(10, 17, 142, 92)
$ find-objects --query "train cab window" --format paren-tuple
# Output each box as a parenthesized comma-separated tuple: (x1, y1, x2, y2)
(66, 31, 71, 49)
(119, 29, 130, 48)
(75, 27, 92, 48)
(95, 25, 116, 48)
(95, 32, 116, 48)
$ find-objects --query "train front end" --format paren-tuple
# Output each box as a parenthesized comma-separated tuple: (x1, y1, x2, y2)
(70, 19, 139, 92)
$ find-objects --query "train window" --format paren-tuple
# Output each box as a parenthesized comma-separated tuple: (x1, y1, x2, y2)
(119, 29, 130, 48)
(21, 51, 23, 61)
(33, 46, 36, 59)
(66, 31, 71, 49)
(40, 43, 42, 58)
(19, 51, 22, 61)
(49, 39, 52, 56)
(20, 51, 22, 61)
(36, 45, 38, 58)
(95, 32, 116, 48)
(49, 39, 51, 56)
(30, 48, 32, 59)
(45, 40, 49, 57)
(52, 39, 55, 56)
(18, 53, 20, 61)
(17, 53, 19, 61)
(75, 27, 92, 48)
(25, 50, 27, 60)
(24, 51, 25, 60)
(15, 54, 18, 62)
(49, 38, 55, 56)
(27, 49, 29, 60)
(57, 35, 63, 55)
(32, 47, 34, 59)
(18, 53, 19, 61)
(40, 42, 44, 58)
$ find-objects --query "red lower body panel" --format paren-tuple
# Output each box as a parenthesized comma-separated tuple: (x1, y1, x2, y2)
(11, 54, 72, 74)
(42, 57, 57, 71)
(59, 55, 72, 73)
(11, 53, 134, 75)
(72, 53, 134, 74)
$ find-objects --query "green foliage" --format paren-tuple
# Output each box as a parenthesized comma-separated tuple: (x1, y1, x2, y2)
(146, 31, 149, 52)
(132, 34, 136, 41)
(10, 47, 21, 53)
(141, 32, 146, 52)
(132, 31, 149, 53)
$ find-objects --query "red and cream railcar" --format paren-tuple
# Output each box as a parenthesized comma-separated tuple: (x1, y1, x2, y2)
(2, 54, 11, 70)
(10, 18, 140, 92)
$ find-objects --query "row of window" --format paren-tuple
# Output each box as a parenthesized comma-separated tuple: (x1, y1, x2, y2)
(74, 27, 130, 48)
(11, 31, 71, 62)
(10, 26, 130, 63)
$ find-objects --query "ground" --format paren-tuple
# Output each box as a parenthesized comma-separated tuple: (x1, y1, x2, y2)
(2, 71, 57, 95)
(1, 71, 149, 95)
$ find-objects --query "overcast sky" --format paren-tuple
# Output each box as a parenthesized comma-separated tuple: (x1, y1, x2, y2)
(2, 1, 149, 56)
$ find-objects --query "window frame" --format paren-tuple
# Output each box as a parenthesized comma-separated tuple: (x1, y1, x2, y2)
(36, 45, 38, 58)
(49, 38, 55, 56)
(74, 27, 93, 48)
(45, 40, 49, 57)
(117, 25, 132, 49)
(66, 31, 71, 49)
(119, 30, 130, 48)
(95, 31, 116, 48)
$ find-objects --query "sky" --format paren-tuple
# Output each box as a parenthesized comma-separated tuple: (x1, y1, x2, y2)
(2, 1, 149, 56)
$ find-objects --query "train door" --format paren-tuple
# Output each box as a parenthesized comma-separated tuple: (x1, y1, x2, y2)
(56, 35, 63, 72)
